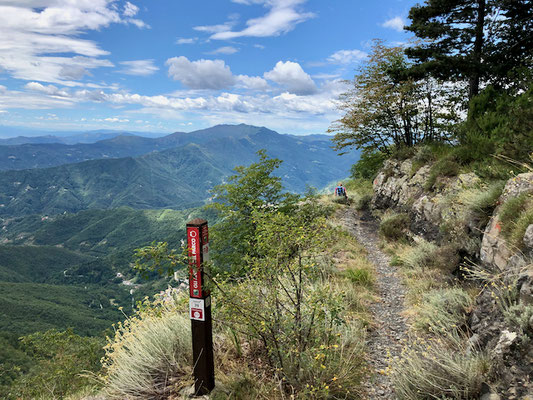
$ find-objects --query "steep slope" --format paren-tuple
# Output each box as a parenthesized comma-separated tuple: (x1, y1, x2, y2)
(0, 144, 229, 217)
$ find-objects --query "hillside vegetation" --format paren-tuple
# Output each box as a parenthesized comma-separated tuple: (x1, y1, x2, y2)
(0, 125, 358, 217)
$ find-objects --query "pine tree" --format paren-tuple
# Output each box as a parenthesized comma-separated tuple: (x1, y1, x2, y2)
(405, 0, 493, 100)
(406, 0, 532, 99)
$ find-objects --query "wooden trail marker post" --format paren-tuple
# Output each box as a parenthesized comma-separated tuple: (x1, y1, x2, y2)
(186, 218, 215, 395)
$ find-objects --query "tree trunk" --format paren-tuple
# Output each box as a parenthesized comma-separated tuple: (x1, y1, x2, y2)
(469, 0, 487, 100)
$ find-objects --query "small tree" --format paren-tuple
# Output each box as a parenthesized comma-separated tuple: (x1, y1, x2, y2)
(330, 41, 457, 155)
(208, 150, 298, 275)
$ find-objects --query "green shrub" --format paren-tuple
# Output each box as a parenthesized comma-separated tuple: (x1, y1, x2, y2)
(379, 213, 409, 241)
(392, 334, 489, 400)
(458, 86, 533, 163)
(392, 145, 417, 161)
(6, 329, 103, 400)
(101, 294, 192, 399)
(351, 150, 386, 180)
(504, 303, 533, 341)
(424, 156, 461, 191)
(414, 288, 473, 334)
(355, 193, 372, 211)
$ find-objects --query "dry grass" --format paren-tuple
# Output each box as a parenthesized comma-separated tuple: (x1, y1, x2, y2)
(391, 334, 490, 400)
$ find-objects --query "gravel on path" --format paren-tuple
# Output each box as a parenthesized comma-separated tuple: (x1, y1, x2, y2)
(339, 207, 408, 399)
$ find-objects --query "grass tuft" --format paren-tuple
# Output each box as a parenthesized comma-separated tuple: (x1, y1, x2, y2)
(379, 213, 409, 241)
(392, 334, 490, 400)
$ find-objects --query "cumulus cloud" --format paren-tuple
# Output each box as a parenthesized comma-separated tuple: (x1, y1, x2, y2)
(165, 57, 236, 90)
(264, 61, 316, 95)
(382, 16, 405, 32)
(25, 82, 70, 97)
(0, 1, 146, 84)
(237, 75, 269, 90)
(209, 0, 314, 40)
(119, 59, 159, 76)
(327, 49, 367, 65)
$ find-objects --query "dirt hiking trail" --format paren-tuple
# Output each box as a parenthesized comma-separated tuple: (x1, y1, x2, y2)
(339, 207, 408, 399)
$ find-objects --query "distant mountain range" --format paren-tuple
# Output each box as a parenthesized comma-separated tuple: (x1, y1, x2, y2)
(0, 128, 166, 145)
(0, 124, 358, 217)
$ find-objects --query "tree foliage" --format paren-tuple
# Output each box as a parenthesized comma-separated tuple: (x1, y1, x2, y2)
(330, 41, 458, 154)
(208, 150, 299, 274)
(406, 0, 533, 99)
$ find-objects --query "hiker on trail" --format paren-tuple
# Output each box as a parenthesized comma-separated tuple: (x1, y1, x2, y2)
(334, 183, 347, 199)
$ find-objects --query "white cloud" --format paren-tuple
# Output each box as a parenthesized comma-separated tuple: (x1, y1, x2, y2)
(165, 57, 236, 90)
(176, 37, 198, 45)
(123, 2, 139, 17)
(327, 49, 367, 65)
(0, 1, 146, 84)
(194, 19, 237, 34)
(237, 75, 269, 90)
(25, 82, 70, 97)
(104, 117, 129, 123)
(209, 46, 239, 55)
(119, 59, 159, 76)
(264, 61, 316, 95)
(210, 0, 314, 40)
(382, 16, 405, 32)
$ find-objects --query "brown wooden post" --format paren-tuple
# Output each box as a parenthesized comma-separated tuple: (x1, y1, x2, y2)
(186, 218, 215, 395)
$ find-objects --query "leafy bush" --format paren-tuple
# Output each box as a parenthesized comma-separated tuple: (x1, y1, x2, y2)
(392, 334, 489, 400)
(379, 213, 409, 241)
(6, 329, 103, 400)
(414, 288, 473, 334)
(350, 149, 386, 180)
(215, 210, 365, 395)
(101, 294, 192, 399)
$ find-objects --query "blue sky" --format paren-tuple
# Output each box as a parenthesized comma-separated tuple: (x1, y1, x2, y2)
(0, 0, 418, 136)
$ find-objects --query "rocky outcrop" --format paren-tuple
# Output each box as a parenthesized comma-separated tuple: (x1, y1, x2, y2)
(373, 159, 483, 251)
(373, 160, 533, 269)
(480, 173, 533, 271)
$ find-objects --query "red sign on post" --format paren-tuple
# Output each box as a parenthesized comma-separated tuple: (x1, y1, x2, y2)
(186, 218, 215, 395)
(187, 225, 203, 298)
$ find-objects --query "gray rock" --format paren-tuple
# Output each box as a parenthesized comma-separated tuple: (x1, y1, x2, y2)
(500, 173, 533, 203)
(481, 173, 533, 271)
(520, 273, 533, 306)
(493, 330, 518, 357)
(524, 224, 533, 249)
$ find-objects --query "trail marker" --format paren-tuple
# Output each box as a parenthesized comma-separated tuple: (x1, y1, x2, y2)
(186, 219, 215, 395)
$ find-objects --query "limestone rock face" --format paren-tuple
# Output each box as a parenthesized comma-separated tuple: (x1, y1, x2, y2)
(372, 159, 483, 246)
(480, 173, 533, 271)
(372, 159, 430, 210)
